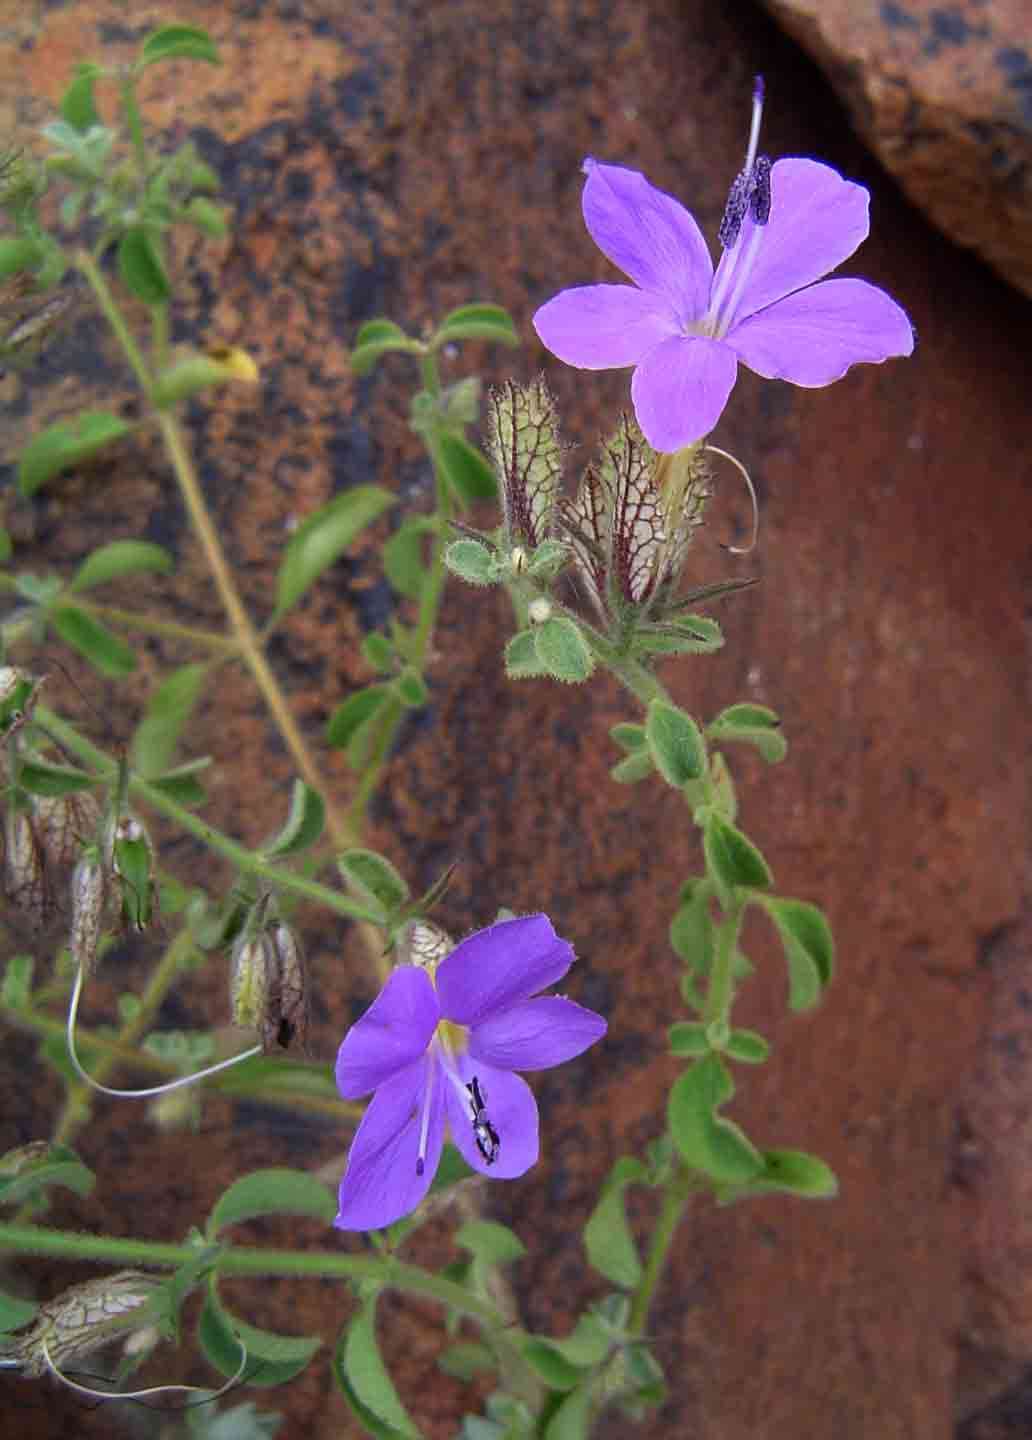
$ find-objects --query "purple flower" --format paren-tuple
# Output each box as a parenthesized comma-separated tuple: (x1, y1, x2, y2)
(333, 914, 607, 1231)
(533, 87, 913, 453)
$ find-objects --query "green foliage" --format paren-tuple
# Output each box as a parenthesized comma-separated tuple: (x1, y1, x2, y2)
(138, 24, 220, 68)
(0, 1288, 38, 1333)
(338, 848, 409, 920)
(17, 411, 132, 496)
(275, 485, 394, 619)
(749, 1148, 838, 1199)
(701, 814, 772, 903)
(432, 303, 518, 348)
(118, 227, 170, 305)
(395, 667, 428, 708)
(70, 539, 174, 592)
(262, 780, 325, 859)
(542, 1380, 595, 1440)
(0, 235, 43, 281)
(609, 749, 654, 784)
(207, 1168, 336, 1236)
(435, 432, 497, 506)
(724, 1028, 770, 1064)
(633, 617, 723, 657)
(326, 683, 391, 762)
(349, 319, 425, 375)
(51, 604, 136, 676)
(504, 628, 549, 680)
(1, 954, 34, 1009)
(131, 662, 207, 777)
(645, 700, 706, 787)
(583, 1157, 646, 1288)
(198, 1285, 321, 1387)
(456, 1219, 526, 1266)
(0, 1142, 95, 1207)
(609, 722, 646, 752)
(16, 758, 97, 796)
(753, 895, 834, 1011)
(334, 1294, 422, 1438)
(444, 538, 497, 585)
(146, 756, 211, 807)
(383, 516, 436, 600)
(708, 702, 787, 764)
(667, 1054, 764, 1185)
(437, 1342, 497, 1380)
(532, 616, 594, 683)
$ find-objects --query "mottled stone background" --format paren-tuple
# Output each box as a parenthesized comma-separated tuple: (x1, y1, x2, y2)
(0, 2, 1029, 1438)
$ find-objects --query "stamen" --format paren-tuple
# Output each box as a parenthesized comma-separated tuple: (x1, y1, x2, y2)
(745, 76, 765, 175)
(415, 1060, 434, 1176)
(750, 155, 771, 225)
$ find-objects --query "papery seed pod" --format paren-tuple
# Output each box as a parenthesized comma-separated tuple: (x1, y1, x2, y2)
(396, 919, 454, 971)
(0, 665, 44, 742)
(6, 1270, 163, 1379)
(3, 809, 51, 926)
(229, 932, 274, 1034)
(32, 789, 102, 870)
(488, 377, 562, 551)
(266, 923, 309, 1053)
(69, 849, 107, 976)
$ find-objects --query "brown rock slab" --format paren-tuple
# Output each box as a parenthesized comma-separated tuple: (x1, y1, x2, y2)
(0, 2, 1028, 1439)
(760, 0, 1032, 296)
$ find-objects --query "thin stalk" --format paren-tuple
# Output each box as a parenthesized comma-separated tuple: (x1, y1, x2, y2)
(79, 599, 238, 652)
(704, 906, 743, 1030)
(77, 250, 151, 393)
(627, 1174, 695, 1336)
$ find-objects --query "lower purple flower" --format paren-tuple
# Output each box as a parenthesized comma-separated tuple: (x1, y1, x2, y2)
(333, 914, 607, 1231)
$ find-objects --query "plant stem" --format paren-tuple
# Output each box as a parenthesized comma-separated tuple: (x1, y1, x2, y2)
(704, 905, 743, 1029)
(627, 1173, 695, 1336)
(35, 705, 380, 925)
(77, 250, 151, 393)
(79, 600, 238, 652)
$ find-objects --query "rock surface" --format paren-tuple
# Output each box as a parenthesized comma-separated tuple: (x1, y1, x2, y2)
(760, 0, 1032, 296)
(0, 2, 1028, 1439)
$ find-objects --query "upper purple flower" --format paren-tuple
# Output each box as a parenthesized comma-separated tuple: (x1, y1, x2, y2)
(333, 914, 607, 1231)
(533, 92, 913, 453)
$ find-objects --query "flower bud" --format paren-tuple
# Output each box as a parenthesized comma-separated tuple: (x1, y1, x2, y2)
(527, 597, 552, 626)
(70, 849, 107, 976)
(3, 810, 49, 926)
(6, 1270, 163, 1379)
(112, 816, 155, 932)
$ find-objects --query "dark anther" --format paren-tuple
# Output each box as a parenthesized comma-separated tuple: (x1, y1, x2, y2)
(750, 155, 772, 225)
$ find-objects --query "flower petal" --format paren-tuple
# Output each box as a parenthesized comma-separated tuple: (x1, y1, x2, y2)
(334, 1055, 445, 1231)
(436, 914, 575, 1027)
(334, 965, 439, 1100)
(630, 334, 739, 451)
(533, 284, 677, 369)
(445, 1059, 539, 1179)
(469, 997, 607, 1072)
(716, 158, 872, 326)
(581, 159, 714, 320)
(726, 277, 915, 386)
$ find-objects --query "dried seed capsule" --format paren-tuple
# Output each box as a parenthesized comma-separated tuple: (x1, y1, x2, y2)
(3, 809, 50, 926)
(32, 789, 102, 870)
(69, 849, 107, 976)
(6, 1270, 163, 1379)
(229, 932, 274, 1034)
(266, 923, 309, 1053)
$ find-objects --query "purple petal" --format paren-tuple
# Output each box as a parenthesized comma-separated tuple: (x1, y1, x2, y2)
(469, 997, 607, 1072)
(716, 158, 871, 326)
(533, 285, 677, 369)
(581, 159, 714, 320)
(436, 915, 575, 1027)
(630, 334, 739, 451)
(445, 1058, 539, 1179)
(726, 277, 915, 385)
(334, 1056, 444, 1231)
(334, 965, 438, 1100)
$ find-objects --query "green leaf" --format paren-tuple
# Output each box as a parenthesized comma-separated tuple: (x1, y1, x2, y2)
(610, 722, 646, 753)
(17, 411, 131, 496)
(139, 25, 219, 67)
(669, 881, 714, 980)
(433, 303, 518, 347)
(435, 432, 497, 507)
(753, 895, 834, 1012)
(702, 814, 772, 903)
(394, 667, 427, 708)
(1, 954, 33, 1009)
(0, 1288, 38, 1333)
(349, 319, 424, 376)
(207, 1168, 335, 1236)
(338, 848, 409, 918)
(609, 750, 654, 785)
(751, 1148, 838, 1198)
(263, 779, 325, 859)
(383, 516, 435, 600)
(0, 1142, 95, 1207)
(362, 632, 395, 673)
(668, 1021, 709, 1058)
(131, 662, 206, 777)
(60, 63, 101, 132)
(326, 684, 390, 753)
(0, 528, 10, 564)
(520, 1339, 585, 1391)
(151, 350, 252, 407)
(146, 757, 210, 808)
(0, 236, 43, 282)
(437, 1342, 497, 1380)
(70, 540, 174, 593)
(645, 700, 706, 787)
(667, 1054, 764, 1185)
(337, 1295, 421, 1438)
(198, 1287, 320, 1387)
(725, 1028, 770, 1064)
(184, 196, 227, 237)
(504, 628, 548, 680)
(633, 617, 724, 657)
(51, 605, 135, 676)
(543, 1381, 594, 1440)
(455, 1219, 526, 1266)
(275, 485, 393, 618)
(583, 1157, 646, 1288)
(17, 758, 96, 797)
(708, 702, 787, 765)
(533, 616, 594, 683)
(708, 750, 737, 823)
(443, 538, 496, 586)
(118, 228, 170, 306)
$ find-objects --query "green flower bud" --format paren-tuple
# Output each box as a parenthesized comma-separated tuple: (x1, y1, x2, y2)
(112, 817, 155, 932)
(5, 1270, 163, 1379)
